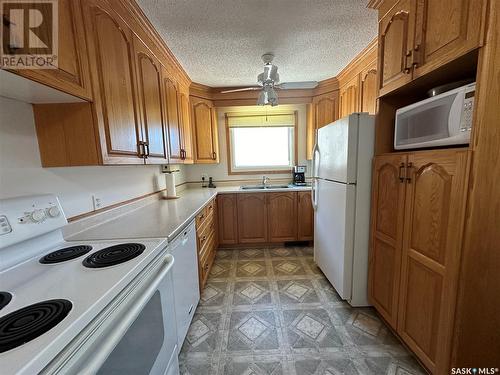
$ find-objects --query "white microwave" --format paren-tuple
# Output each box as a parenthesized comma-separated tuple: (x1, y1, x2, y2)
(394, 82, 475, 150)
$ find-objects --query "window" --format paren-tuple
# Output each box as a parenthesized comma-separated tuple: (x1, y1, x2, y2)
(226, 112, 297, 174)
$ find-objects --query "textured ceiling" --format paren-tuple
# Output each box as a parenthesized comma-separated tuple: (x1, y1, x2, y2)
(137, 0, 377, 87)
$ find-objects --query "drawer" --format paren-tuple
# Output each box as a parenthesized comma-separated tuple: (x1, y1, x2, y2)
(197, 213, 215, 250)
(195, 198, 216, 229)
(199, 229, 215, 262)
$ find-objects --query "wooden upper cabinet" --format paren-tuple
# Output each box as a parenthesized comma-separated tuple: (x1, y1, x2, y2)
(237, 193, 268, 243)
(217, 194, 238, 245)
(369, 154, 407, 329)
(339, 75, 360, 118)
(412, 0, 486, 78)
(162, 73, 183, 163)
(360, 63, 378, 114)
(267, 192, 297, 243)
(134, 36, 167, 164)
(297, 191, 314, 241)
(82, 0, 143, 163)
(179, 92, 194, 163)
(397, 150, 470, 374)
(313, 92, 339, 128)
(3, 0, 92, 99)
(378, 0, 414, 96)
(191, 97, 219, 163)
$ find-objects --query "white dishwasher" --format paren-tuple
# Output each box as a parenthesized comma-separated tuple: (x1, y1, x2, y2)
(169, 221, 200, 349)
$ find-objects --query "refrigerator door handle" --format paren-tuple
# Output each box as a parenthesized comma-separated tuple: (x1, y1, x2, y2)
(311, 178, 318, 211)
(312, 142, 320, 178)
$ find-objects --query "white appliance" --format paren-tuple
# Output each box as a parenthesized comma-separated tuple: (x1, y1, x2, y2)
(0, 195, 179, 375)
(394, 82, 475, 150)
(169, 221, 199, 348)
(312, 113, 375, 307)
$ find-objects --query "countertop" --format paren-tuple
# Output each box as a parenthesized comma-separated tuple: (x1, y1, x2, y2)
(67, 185, 311, 242)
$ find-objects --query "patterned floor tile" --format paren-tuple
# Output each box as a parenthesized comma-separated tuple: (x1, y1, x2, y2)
(362, 355, 426, 375)
(277, 279, 321, 304)
(237, 248, 267, 259)
(216, 249, 237, 261)
(294, 246, 314, 257)
(272, 259, 307, 276)
(219, 355, 285, 375)
(305, 258, 324, 275)
(236, 260, 268, 277)
(226, 310, 280, 352)
(269, 247, 297, 258)
(209, 260, 234, 279)
(233, 280, 273, 306)
(293, 356, 359, 375)
(200, 281, 230, 307)
(181, 311, 224, 354)
(316, 278, 344, 304)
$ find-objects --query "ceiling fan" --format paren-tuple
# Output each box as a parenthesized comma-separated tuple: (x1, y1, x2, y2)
(220, 53, 318, 106)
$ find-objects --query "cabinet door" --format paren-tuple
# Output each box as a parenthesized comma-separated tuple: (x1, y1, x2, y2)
(83, 1, 143, 163)
(412, 0, 486, 78)
(297, 191, 314, 241)
(397, 150, 470, 374)
(4, 0, 92, 99)
(191, 97, 219, 163)
(339, 75, 360, 118)
(134, 37, 167, 163)
(314, 92, 339, 128)
(378, 0, 415, 96)
(179, 92, 194, 163)
(360, 65, 378, 114)
(306, 103, 316, 160)
(162, 74, 183, 163)
(237, 193, 268, 243)
(217, 194, 238, 245)
(267, 192, 297, 242)
(368, 154, 407, 329)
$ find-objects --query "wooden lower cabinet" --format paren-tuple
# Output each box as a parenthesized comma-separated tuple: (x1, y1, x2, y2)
(196, 198, 218, 290)
(217, 191, 314, 245)
(369, 149, 470, 374)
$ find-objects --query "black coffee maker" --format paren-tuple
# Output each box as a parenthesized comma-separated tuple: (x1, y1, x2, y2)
(293, 165, 306, 186)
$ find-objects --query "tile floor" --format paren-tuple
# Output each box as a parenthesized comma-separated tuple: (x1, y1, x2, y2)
(179, 246, 426, 375)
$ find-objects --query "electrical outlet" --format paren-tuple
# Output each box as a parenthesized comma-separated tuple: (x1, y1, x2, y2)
(201, 173, 208, 182)
(92, 195, 103, 210)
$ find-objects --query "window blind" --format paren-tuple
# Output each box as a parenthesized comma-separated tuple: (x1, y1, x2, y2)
(226, 112, 295, 128)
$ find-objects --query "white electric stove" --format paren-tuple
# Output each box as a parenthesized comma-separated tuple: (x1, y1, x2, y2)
(0, 195, 179, 375)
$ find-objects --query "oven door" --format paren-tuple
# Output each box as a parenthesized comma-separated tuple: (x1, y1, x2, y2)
(43, 253, 178, 375)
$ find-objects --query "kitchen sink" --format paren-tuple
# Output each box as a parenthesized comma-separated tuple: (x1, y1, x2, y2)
(240, 184, 292, 190)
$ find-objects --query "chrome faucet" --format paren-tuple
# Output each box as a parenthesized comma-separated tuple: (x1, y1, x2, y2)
(262, 176, 270, 187)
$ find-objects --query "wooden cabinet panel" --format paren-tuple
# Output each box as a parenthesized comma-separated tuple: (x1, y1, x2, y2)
(191, 97, 219, 163)
(267, 193, 297, 242)
(339, 75, 360, 118)
(162, 74, 183, 163)
(378, 0, 414, 96)
(83, 0, 143, 163)
(134, 37, 167, 163)
(3, 0, 92, 99)
(369, 154, 407, 328)
(237, 193, 268, 243)
(397, 150, 470, 373)
(217, 194, 238, 245)
(412, 0, 486, 78)
(313, 92, 339, 128)
(297, 191, 314, 241)
(179, 92, 194, 163)
(360, 65, 378, 114)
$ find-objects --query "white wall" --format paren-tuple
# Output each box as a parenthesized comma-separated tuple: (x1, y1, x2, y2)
(0, 96, 186, 218)
(185, 104, 312, 183)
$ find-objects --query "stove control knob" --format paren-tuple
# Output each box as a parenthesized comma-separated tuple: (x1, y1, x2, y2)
(30, 209, 46, 223)
(47, 206, 60, 218)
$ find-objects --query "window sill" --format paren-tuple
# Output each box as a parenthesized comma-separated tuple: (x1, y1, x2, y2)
(228, 168, 293, 176)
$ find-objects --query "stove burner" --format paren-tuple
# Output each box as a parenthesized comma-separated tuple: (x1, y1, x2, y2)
(0, 292, 12, 311)
(0, 299, 72, 353)
(40, 245, 93, 264)
(82, 243, 145, 268)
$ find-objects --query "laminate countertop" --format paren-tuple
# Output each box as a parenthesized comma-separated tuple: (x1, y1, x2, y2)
(67, 185, 311, 242)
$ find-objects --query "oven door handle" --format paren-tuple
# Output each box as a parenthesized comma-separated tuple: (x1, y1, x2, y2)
(83, 254, 175, 374)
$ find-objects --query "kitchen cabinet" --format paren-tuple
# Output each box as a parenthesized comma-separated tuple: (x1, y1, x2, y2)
(196, 198, 218, 290)
(217, 194, 238, 245)
(162, 74, 183, 163)
(360, 63, 378, 114)
(190, 97, 219, 163)
(369, 149, 470, 374)
(267, 192, 297, 242)
(297, 191, 314, 241)
(134, 36, 168, 164)
(237, 193, 268, 243)
(377, 0, 486, 96)
(179, 92, 194, 163)
(313, 92, 339, 129)
(339, 75, 360, 118)
(2, 0, 92, 100)
(82, 0, 144, 164)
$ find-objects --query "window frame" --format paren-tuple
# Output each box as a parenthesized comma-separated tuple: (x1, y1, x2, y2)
(225, 111, 298, 175)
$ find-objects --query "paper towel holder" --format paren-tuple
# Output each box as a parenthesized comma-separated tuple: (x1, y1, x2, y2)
(161, 165, 180, 200)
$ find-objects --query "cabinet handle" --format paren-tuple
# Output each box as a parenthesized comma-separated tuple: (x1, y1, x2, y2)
(212, 151, 217, 160)
(406, 162, 413, 183)
(144, 142, 150, 158)
(137, 142, 146, 157)
(180, 149, 185, 160)
(399, 163, 405, 183)
(412, 44, 422, 68)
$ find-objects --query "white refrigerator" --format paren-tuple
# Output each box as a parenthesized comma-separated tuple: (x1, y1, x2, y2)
(312, 113, 375, 307)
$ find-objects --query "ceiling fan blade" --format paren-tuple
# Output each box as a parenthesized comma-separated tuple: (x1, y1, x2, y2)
(220, 87, 262, 93)
(275, 81, 318, 90)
